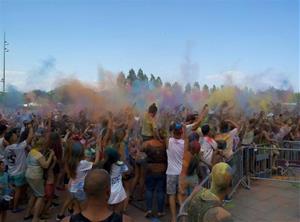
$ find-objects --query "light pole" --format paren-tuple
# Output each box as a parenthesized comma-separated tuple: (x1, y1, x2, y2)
(2, 32, 9, 93)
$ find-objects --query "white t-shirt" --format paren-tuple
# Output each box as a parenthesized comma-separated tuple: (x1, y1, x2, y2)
(166, 137, 184, 175)
(4, 141, 27, 176)
(69, 160, 93, 193)
(108, 162, 128, 205)
(200, 136, 218, 165)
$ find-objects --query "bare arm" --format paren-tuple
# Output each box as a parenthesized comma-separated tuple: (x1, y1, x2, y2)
(26, 124, 34, 144)
(192, 104, 209, 131)
(103, 112, 113, 146)
(124, 114, 133, 141)
(183, 124, 189, 151)
(93, 145, 100, 165)
(262, 131, 277, 143)
(62, 130, 71, 144)
(224, 119, 239, 131)
(38, 151, 55, 169)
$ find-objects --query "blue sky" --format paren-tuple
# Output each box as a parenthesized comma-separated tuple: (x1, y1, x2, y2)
(0, 0, 299, 92)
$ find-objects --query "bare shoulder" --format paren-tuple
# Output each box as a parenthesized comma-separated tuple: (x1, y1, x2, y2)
(203, 207, 233, 222)
(61, 216, 70, 222)
(123, 214, 134, 222)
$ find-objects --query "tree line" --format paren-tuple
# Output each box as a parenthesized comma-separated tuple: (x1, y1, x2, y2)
(117, 68, 217, 94)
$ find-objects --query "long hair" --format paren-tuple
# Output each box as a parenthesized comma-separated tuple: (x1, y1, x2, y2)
(47, 132, 63, 161)
(103, 148, 120, 173)
(112, 129, 126, 150)
(65, 140, 85, 179)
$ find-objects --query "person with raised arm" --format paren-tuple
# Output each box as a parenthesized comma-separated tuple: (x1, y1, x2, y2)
(4, 123, 34, 213)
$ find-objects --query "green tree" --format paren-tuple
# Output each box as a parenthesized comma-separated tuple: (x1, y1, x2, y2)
(155, 77, 163, 88)
(150, 74, 155, 82)
(127, 69, 137, 85)
(210, 84, 217, 93)
(137, 68, 144, 81)
(143, 74, 149, 82)
(193, 82, 200, 90)
(185, 83, 192, 94)
(203, 84, 209, 94)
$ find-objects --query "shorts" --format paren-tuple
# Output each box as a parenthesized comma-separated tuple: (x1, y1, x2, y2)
(9, 173, 26, 187)
(26, 177, 45, 198)
(167, 175, 180, 195)
(179, 175, 199, 196)
(0, 199, 9, 211)
(45, 184, 54, 200)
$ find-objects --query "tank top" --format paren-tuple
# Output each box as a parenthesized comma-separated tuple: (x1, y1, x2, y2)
(70, 212, 122, 222)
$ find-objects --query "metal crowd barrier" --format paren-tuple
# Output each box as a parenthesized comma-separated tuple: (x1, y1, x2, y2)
(198, 142, 300, 192)
(179, 141, 300, 222)
(198, 173, 210, 189)
(246, 144, 300, 183)
(227, 147, 250, 197)
(198, 147, 250, 198)
(282, 140, 300, 149)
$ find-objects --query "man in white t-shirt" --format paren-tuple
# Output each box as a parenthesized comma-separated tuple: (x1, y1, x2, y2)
(200, 125, 218, 165)
(199, 124, 218, 182)
(4, 125, 33, 212)
(166, 123, 185, 222)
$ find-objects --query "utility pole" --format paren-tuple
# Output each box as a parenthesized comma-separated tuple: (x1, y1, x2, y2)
(2, 32, 9, 93)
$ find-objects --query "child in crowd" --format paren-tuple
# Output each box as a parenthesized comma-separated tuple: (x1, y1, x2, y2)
(56, 140, 99, 220)
(103, 148, 128, 214)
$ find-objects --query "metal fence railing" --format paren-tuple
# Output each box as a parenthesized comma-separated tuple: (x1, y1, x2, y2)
(178, 142, 300, 221)
(198, 147, 250, 198)
(227, 147, 250, 197)
(282, 140, 300, 149)
(246, 145, 300, 183)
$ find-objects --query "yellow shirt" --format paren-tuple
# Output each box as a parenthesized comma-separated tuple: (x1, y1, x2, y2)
(141, 113, 157, 137)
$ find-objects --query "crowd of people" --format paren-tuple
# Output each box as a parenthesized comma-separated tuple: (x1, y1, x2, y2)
(0, 101, 298, 222)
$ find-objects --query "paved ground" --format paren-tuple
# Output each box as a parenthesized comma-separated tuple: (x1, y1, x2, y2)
(224, 179, 300, 222)
(6, 179, 300, 222)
